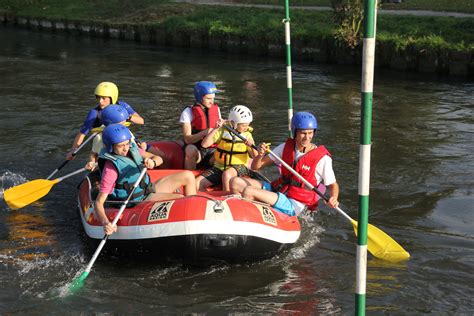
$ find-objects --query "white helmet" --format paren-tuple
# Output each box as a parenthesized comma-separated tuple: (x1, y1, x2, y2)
(228, 105, 253, 124)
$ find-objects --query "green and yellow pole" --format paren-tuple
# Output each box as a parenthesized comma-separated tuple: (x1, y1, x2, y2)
(357, 0, 378, 315)
(283, 0, 293, 136)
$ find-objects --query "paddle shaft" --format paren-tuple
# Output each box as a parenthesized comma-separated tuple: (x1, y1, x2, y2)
(56, 167, 90, 183)
(83, 167, 148, 274)
(47, 132, 99, 180)
(222, 125, 351, 222)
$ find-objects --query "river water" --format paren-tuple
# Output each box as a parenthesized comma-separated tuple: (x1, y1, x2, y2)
(0, 28, 472, 314)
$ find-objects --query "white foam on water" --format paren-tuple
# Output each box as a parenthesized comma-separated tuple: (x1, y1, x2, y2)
(285, 212, 324, 260)
(5, 250, 88, 299)
(1, 171, 28, 207)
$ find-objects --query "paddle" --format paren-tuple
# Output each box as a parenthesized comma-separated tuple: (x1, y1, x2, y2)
(46, 122, 131, 180)
(47, 132, 99, 180)
(4, 168, 89, 210)
(223, 124, 410, 262)
(68, 167, 148, 294)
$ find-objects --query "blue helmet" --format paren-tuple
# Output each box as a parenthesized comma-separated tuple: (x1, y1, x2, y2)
(101, 105, 129, 126)
(194, 81, 219, 103)
(291, 112, 318, 138)
(102, 123, 132, 152)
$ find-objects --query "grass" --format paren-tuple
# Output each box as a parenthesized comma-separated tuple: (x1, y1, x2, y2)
(0, 0, 472, 51)
(224, 0, 474, 13)
(378, 15, 474, 50)
(380, 0, 474, 14)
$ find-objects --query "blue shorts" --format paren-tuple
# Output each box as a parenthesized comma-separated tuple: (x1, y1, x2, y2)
(261, 182, 295, 216)
(262, 181, 272, 191)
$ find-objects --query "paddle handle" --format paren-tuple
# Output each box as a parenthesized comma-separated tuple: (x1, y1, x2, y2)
(47, 132, 99, 180)
(84, 167, 148, 273)
(222, 125, 352, 222)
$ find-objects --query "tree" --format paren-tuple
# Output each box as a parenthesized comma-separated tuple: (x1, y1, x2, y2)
(331, 0, 364, 49)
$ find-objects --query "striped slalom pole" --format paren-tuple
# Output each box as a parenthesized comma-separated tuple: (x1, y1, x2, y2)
(283, 0, 293, 136)
(356, 0, 378, 315)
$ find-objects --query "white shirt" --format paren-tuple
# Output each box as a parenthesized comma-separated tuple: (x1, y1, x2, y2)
(179, 107, 193, 124)
(269, 143, 336, 214)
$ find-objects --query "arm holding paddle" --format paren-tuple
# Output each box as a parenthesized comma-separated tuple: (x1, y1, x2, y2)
(95, 148, 162, 235)
(66, 132, 87, 160)
(327, 182, 339, 208)
(251, 142, 274, 170)
(201, 118, 226, 148)
(94, 193, 116, 235)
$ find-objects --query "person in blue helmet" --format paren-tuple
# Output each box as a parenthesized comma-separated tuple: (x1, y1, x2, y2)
(230, 112, 339, 216)
(95, 124, 197, 235)
(179, 81, 224, 170)
(84, 104, 140, 171)
(66, 82, 144, 160)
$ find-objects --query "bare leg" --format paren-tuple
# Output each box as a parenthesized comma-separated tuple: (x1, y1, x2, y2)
(195, 175, 214, 191)
(184, 144, 201, 170)
(242, 186, 279, 206)
(147, 171, 197, 201)
(221, 168, 238, 191)
(145, 192, 185, 201)
(229, 176, 263, 195)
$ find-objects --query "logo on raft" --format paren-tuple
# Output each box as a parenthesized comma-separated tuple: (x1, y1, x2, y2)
(148, 201, 174, 222)
(257, 205, 277, 226)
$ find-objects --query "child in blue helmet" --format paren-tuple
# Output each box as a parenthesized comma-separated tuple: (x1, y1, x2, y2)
(66, 82, 144, 160)
(96, 124, 197, 235)
(179, 81, 224, 170)
(84, 104, 140, 170)
(230, 112, 339, 217)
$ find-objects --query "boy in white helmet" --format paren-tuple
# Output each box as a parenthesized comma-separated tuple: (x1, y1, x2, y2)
(195, 105, 259, 191)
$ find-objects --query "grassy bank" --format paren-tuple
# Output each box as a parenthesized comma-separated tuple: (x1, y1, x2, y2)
(1, 0, 473, 53)
(224, 0, 474, 14)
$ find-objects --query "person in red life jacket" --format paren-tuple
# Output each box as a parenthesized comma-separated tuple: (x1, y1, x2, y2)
(179, 81, 224, 170)
(95, 124, 197, 235)
(66, 82, 144, 160)
(229, 112, 339, 216)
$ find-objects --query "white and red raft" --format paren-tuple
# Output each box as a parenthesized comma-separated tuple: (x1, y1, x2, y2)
(76, 141, 301, 263)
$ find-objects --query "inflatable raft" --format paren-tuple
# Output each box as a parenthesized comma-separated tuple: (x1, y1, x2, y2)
(77, 141, 301, 262)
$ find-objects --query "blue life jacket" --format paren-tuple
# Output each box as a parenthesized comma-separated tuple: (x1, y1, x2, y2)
(98, 142, 151, 202)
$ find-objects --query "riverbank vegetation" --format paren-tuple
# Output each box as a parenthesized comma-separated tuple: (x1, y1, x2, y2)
(0, 0, 473, 64)
(229, 0, 474, 13)
(2, 0, 471, 50)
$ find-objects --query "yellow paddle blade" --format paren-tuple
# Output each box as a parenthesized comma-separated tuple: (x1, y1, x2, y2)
(4, 179, 59, 210)
(351, 219, 410, 263)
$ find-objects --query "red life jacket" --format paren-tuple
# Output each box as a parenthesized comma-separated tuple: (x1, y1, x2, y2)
(271, 138, 331, 210)
(190, 103, 220, 133)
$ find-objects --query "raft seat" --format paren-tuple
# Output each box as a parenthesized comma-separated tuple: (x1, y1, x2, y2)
(148, 141, 185, 170)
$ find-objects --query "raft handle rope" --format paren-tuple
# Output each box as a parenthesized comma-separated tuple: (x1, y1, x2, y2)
(222, 194, 272, 209)
(187, 194, 224, 213)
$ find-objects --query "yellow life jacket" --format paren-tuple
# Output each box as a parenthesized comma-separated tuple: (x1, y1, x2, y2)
(214, 130, 251, 168)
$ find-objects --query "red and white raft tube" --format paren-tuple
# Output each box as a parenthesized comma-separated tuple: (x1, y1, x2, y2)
(77, 141, 301, 262)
